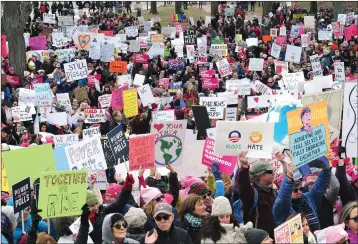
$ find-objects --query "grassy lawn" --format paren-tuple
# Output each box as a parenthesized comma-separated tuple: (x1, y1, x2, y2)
(142, 5, 210, 27)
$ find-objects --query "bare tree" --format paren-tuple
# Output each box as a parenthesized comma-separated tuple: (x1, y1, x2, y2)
(262, 1, 272, 22)
(150, 1, 158, 14)
(1, 2, 32, 76)
(310, 2, 318, 15)
(175, 2, 182, 14)
(211, 2, 218, 16)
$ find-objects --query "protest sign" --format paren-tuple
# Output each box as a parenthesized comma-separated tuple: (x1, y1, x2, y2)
(98, 94, 111, 108)
(271, 43, 282, 59)
(64, 60, 88, 81)
(334, 62, 345, 82)
(54, 134, 79, 148)
(168, 59, 186, 70)
(38, 169, 88, 218)
(65, 137, 107, 172)
(19, 88, 36, 106)
(56, 48, 77, 62)
(5, 75, 20, 87)
(161, 27, 176, 38)
(153, 96, 174, 106)
(285, 45, 302, 64)
(224, 8, 234, 16)
(133, 53, 149, 63)
(1, 35, 7, 57)
(252, 80, 272, 95)
(84, 109, 106, 123)
(342, 83, 357, 158)
(279, 26, 287, 36)
(56, 93, 72, 112)
(274, 214, 303, 243)
(43, 13, 56, 24)
(246, 38, 258, 47)
(199, 97, 227, 119)
(236, 79, 251, 95)
(12, 177, 31, 214)
(312, 75, 333, 89)
(183, 30, 197, 45)
(133, 74, 145, 86)
(309, 54, 323, 76)
(214, 121, 274, 158)
(77, 34, 92, 50)
(89, 40, 101, 60)
(107, 124, 129, 161)
(69, 217, 93, 236)
(337, 14, 347, 25)
(2, 158, 9, 192)
(109, 61, 127, 73)
(282, 71, 304, 91)
(2, 144, 56, 188)
(99, 30, 114, 37)
(152, 110, 175, 122)
(151, 34, 164, 43)
(125, 26, 138, 37)
(52, 32, 68, 47)
(344, 24, 358, 41)
(304, 16, 315, 29)
(92, 170, 107, 190)
(34, 83, 52, 104)
(287, 101, 330, 168)
(129, 134, 155, 171)
(123, 89, 139, 117)
(57, 16, 74, 26)
(225, 107, 238, 121)
(29, 35, 47, 50)
(47, 112, 67, 126)
(150, 120, 187, 167)
(129, 40, 140, 52)
(249, 58, 264, 71)
(202, 137, 238, 174)
(100, 42, 115, 62)
(111, 86, 128, 110)
(247, 95, 270, 108)
(158, 78, 170, 89)
(270, 28, 278, 37)
(318, 31, 332, 41)
(275, 36, 286, 45)
(216, 59, 232, 77)
(201, 77, 219, 89)
(101, 138, 118, 167)
(11, 106, 33, 122)
(137, 84, 154, 107)
(83, 127, 101, 141)
(301, 34, 309, 47)
(217, 92, 238, 105)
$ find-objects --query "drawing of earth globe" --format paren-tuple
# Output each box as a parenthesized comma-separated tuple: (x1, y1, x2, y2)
(155, 135, 183, 166)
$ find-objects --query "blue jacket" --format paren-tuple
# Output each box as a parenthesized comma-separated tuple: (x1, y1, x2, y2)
(272, 157, 331, 227)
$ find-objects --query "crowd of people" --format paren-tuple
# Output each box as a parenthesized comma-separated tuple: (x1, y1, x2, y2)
(1, 1, 358, 244)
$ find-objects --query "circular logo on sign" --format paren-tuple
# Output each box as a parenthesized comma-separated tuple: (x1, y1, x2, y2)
(155, 135, 183, 166)
(228, 131, 241, 143)
(250, 131, 263, 144)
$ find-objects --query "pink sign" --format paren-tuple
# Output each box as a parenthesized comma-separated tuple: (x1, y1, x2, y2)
(29, 35, 47, 50)
(275, 36, 286, 45)
(199, 70, 215, 78)
(30, 76, 44, 89)
(1, 35, 7, 57)
(129, 134, 155, 171)
(111, 85, 128, 110)
(133, 53, 149, 63)
(87, 74, 102, 86)
(344, 24, 358, 41)
(201, 137, 238, 174)
(201, 77, 219, 89)
(6, 75, 20, 86)
(158, 78, 170, 89)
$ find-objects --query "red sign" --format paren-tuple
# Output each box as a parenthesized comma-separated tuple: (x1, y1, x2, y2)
(99, 30, 114, 37)
(199, 70, 215, 78)
(6, 75, 20, 86)
(87, 74, 102, 86)
(201, 77, 219, 89)
(158, 78, 170, 89)
(133, 53, 149, 64)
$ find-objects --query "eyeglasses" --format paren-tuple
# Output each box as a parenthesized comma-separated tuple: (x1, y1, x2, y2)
(112, 222, 128, 230)
(78, 120, 84, 122)
(347, 216, 358, 223)
(202, 192, 212, 199)
(154, 195, 164, 202)
(264, 170, 273, 174)
(293, 187, 304, 193)
(155, 215, 170, 221)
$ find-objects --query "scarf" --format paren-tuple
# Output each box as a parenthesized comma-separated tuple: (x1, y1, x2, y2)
(254, 182, 272, 193)
(184, 213, 202, 228)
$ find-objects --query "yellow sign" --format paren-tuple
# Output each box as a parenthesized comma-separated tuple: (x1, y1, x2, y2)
(293, 13, 307, 19)
(123, 89, 139, 118)
(2, 158, 9, 192)
(235, 34, 242, 42)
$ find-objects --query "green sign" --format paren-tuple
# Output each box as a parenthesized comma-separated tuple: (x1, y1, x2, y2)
(38, 169, 88, 218)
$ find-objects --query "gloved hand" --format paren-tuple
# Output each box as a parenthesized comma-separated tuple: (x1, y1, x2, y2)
(123, 174, 135, 190)
(80, 204, 91, 227)
(211, 162, 223, 181)
(30, 199, 42, 232)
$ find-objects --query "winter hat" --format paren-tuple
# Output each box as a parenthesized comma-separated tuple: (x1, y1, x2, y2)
(314, 224, 348, 243)
(244, 228, 269, 243)
(124, 207, 147, 228)
(1, 212, 13, 234)
(211, 196, 232, 217)
(181, 176, 204, 192)
(105, 183, 123, 199)
(86, 189, 100, 206)
(140, 187, 162, 206)
(1, 206, 19, 229)
(188, 182, 210, 196)
(163, 193, 173, 205)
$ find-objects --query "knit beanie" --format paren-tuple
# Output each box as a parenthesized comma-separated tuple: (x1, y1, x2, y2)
(244, 228, 269, 244)
(140, 187, 162, 206)
(105, 183, 123, 199)
(211, 196, 232, 217)
(181, 176, 204, 193)
(1, 212, 13, 234)
(124, 207, 147, 228)
(1, 206, 19, 230)
(86, 189, 100, 206)
(314, 224, 348, 243)
(188, 182, 210, 196)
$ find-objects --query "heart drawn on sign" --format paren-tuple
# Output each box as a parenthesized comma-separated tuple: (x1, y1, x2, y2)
(254, 97, 259, 103)
(153, 123, 164, 131)
(78, 34, 91, 49)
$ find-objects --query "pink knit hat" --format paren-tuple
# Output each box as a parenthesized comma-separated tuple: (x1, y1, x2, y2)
(140, 187, 162, 206)
(180, 176, 204, 193)
(105, 183, 123, 199)
(314, 224, 348, 243)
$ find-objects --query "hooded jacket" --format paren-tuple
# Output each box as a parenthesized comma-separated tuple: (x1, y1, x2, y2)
(102, 214, 139, 244)
(201, 222, 252, 244)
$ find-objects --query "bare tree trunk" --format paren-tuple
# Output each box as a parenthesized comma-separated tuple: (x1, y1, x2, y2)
(333, 2, 346, 19)
(150, 1, 158, 14)
(262, 1, 272, 23)
(309, 2, 317, 15)
(211, 2, 218, 16)
(175, 2, 182, 14)
(1, 2, 32, 76)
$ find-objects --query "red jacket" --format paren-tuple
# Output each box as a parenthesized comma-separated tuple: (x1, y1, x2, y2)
(40, 5, 46, 13)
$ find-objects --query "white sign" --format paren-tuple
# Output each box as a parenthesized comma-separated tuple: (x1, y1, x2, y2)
(247, 95, 270, 108)
(93, 170, 107, 190)
(56, 93, 72, 112)
(225, 107, 237, 121)
(310, 54, 323, 76)
(217, 92, 238, 105)
(54, 134, 79, 148)
(334, 62, 345, 82)
(83, 127, 101, 141)
(64, 59, 88, 81)
(64, 137, 107, 172)
(216, 59, 232, 77)
(214, 121, 274, 158)
(11, 106, 33, 122)
(312, 75, 333, 89)
(253, 80, 273, 95)
(271, 43, 281, 59)
(98, 94, 111, 108)
(152, 110, 175, 122)
(69, 217, 93, 235)
(47, 112, 68, 126)
(19, 88, 36, 106)
(125, 26, 139, 37)
(279, 26, 286, 36)
(249, 58, 264, 71)
(199, 97, 227, 119)
(133, 74, 145, 86)
(318, 31, 332, 41)
(246, 38, 258, 47)
(84, 109, 106, 123)
(337, 14, 347, 25)
(282, 71, 304, 91)
(57, 16, 74, 26)
(51, 32, 68, 47)
(304, 16, 315, 29)
(285, 45, 302, 64)
(137, 84, 154, 106)
(342, 82, 357, 158)
(43, 13, 56, 24)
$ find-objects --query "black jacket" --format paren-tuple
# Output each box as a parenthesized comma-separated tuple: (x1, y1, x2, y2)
(141, 225, 192, 244)
(178, 218, 201, 244)
(127, 227, 146, 243)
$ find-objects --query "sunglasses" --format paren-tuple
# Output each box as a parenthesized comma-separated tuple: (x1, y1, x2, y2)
(78, 120, 84, 122)
(264, 170, 273, 174)
(202, 192, 212, 199)
(112, 222, 128, 230)
(347, 216, 358, 223)
(293, 187, 304, 193)
(155, 215, 171, 222)
(154, 195, 164, 202)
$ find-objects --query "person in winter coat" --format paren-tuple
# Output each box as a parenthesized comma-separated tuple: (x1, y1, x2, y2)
(178, 194, 207, 244)
(272, 153, 333, 233)
(101, 110, 127, 135)
(244, 228, 273, 244)
(143, 203, 192, 244)
(102, 213, 139, 244)
(186, 109, 196, 130)
(339, 201, 358, 244)
(124, 207, 147, 243)
(1, 206, 18, 244)
(335, 160, 358, 206)
(201, 196, 252, 244)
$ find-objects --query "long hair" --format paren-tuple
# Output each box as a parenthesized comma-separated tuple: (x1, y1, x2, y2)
(178, 194, 203, 221)
(339, 201, 358, 225)
(200, 214, 239, 243)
